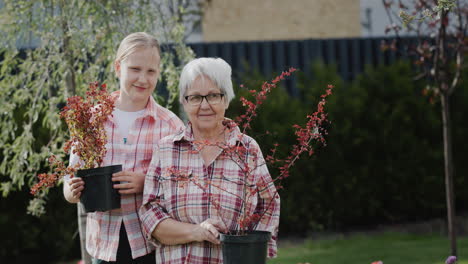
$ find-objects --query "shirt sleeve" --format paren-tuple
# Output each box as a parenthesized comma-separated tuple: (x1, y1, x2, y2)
(64, 147, 84, 181)
(139, 145, 171, 245)
(250, 141, 280, 258)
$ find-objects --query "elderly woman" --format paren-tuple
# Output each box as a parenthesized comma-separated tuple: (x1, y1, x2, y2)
(139, 57, 280, 264)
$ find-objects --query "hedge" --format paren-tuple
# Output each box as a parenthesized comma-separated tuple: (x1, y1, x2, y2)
(1, 60, 467, 262)
(227, 60, 468, 234)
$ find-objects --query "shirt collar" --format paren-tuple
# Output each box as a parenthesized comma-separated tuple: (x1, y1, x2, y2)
(109, 91, 159, 122)
(173, 118, 245, 146)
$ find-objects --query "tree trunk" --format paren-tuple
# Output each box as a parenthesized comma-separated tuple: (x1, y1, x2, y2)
(441, 92, 456, 256)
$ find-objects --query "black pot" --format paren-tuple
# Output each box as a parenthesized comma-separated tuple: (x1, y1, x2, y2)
(220, 230, 271, 264)
(76, 164, 122, 213)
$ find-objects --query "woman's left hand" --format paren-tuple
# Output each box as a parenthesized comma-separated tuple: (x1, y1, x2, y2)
(192, 218, 228, 244)
(112, 171, 146, 194)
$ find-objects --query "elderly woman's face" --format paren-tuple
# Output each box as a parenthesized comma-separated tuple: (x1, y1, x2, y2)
(183, 76, 227, 133)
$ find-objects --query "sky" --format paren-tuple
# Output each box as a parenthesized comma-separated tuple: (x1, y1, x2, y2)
(361, 0, 394, 37)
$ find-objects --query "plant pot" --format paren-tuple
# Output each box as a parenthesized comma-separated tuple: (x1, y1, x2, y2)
(76, 164, 122, 213)
(220, 230, 271, 264)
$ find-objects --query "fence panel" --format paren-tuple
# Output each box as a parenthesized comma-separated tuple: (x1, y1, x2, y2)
(187, 37, 410, 95)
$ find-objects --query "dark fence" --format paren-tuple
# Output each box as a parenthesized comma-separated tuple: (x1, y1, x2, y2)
(188, 37, 415, 95)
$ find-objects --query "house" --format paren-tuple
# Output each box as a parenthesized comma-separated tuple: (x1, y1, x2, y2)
(200, 0, 361, 42)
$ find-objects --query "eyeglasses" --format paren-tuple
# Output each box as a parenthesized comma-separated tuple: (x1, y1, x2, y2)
(184, 93, 225, 106)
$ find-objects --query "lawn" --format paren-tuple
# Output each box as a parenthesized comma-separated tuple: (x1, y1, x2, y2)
(269, 232, 468, 264)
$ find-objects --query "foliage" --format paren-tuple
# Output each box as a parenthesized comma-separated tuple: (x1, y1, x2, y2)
(227, 60, 468, 233)
(1, 55, 467, 263)
(0, 0, 195, 216)
(382, 0, 467, 94)
(30, 82, 114, 195)
(382, 0, 468, 255)
(0, 187, 80, 263)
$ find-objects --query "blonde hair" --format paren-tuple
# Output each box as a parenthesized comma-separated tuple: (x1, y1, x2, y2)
(115, 32, 161, 63)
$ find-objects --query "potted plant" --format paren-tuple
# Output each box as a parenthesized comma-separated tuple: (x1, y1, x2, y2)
(220, 76, 332, 264)
(163, 68, 334, 264)
(31, 82, 120, 212)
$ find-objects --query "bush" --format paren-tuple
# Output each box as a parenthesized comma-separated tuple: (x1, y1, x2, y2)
(228, 60, 468, 234)
(2, 60, 467, 263)
(0, 188, 80, 263)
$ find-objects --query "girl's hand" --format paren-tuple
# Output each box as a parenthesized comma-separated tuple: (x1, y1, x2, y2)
(112, 171, 146, 194)
(68, 177, 85, 200)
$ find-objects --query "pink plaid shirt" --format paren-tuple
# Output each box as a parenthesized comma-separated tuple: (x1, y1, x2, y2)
(80, 91, 184, 261)
(140, 121, 280, 264)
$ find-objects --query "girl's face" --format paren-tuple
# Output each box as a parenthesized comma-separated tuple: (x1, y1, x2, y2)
(115, 47, 160, 108)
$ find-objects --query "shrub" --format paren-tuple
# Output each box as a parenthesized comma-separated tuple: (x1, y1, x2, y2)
(228, 60, 468, 234)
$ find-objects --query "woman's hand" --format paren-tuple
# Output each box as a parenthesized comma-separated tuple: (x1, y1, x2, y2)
(152, 218, 229, 246)
(68, 177, 85, 200)
(192, 218, 228, 244)
(112, 171, 146, 194)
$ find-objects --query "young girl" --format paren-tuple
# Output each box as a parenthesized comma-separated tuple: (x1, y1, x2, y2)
(63, 32, 184, 264)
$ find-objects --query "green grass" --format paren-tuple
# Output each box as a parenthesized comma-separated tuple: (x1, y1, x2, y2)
(268, 232, 468, 264)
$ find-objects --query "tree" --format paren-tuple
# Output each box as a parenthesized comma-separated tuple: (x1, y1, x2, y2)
(0, 0, 197, 214)
(382, 0, 467, 256)
(0, 1, 196, 262)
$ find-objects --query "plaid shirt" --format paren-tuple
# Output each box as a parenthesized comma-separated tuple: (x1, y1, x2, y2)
(140, 121, 280, 264)
(75, 91, 184, 261)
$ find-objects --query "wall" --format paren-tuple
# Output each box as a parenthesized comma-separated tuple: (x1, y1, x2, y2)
(202, 0, 361, 41)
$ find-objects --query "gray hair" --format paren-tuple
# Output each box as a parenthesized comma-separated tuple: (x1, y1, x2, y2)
(178, 57, 235, 104)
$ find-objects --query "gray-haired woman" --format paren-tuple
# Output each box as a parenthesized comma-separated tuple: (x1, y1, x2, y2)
(140, 57, 280, 264)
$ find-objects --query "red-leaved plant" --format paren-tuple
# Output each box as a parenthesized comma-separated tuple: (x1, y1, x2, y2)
(30, 82, 115, 195)
(161, 68, 333, 234)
